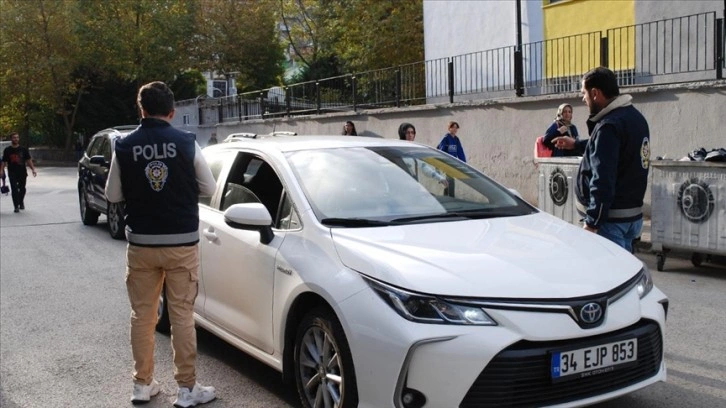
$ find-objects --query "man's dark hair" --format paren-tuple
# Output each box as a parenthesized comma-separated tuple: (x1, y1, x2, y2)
(137, 81, 175, 116)
(582, 67, 620, 99)
(398, 122, 415, 140)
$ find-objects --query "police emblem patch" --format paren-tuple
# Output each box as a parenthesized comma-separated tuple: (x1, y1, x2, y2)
(145, 160, 169, 192)
(640, 137, 650, 169)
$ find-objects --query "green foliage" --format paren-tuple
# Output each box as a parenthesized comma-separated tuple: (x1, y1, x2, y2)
(171, 70, 207, 101)
(192, 0, 284, 91)
(290, 55, 343, 83)
(0, 0, 422, 145)
(280, 0, 424, 75)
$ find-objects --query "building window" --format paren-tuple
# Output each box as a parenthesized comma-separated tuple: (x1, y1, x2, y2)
(183, 114, 191, 125)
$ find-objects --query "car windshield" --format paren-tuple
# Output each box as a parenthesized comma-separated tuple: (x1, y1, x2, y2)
(286, 145, 535, 226)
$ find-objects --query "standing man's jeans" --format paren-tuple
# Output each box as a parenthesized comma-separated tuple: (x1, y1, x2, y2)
(125, 244, 200, 388)
(7, 171, 27, 209)
(597, 218, 643, 253)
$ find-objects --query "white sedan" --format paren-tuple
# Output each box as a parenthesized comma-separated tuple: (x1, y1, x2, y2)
(158, 135, 668, 408)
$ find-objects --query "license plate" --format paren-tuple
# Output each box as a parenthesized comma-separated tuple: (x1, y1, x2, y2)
(551, 338, 637, 382)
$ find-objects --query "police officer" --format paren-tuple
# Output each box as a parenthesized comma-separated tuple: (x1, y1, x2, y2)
(553, 67, 650, 253)
(105, 81, 217, 407)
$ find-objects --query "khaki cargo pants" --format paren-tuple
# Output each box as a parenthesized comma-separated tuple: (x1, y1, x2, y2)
(125, 244, 199, 388)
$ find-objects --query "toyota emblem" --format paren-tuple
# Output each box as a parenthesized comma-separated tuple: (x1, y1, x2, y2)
(580, 302, 603, 324)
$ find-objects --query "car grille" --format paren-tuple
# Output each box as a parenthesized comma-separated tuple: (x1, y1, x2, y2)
(459, 320, 663, 408)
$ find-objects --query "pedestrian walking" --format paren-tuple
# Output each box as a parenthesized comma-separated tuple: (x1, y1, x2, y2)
(436, 121, 465, 196)
(436, 121, 466, 162)
(105, 81, 218, 407)
(1, 132, 37, 213)
(553, 67, 650, 252)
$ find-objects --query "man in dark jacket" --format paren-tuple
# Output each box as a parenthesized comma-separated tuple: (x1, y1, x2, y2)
(553, 67, 650, 252)
(105, 81, 217, 407)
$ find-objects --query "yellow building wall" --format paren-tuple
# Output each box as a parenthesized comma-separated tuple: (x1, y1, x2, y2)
(542, 0, 636, 78)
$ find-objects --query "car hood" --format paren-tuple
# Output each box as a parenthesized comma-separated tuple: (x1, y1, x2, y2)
(331, 213, 643, 298)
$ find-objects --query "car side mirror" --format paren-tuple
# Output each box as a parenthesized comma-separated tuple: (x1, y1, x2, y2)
(223, 203, 274, 244)
(89, 155, 108, 167)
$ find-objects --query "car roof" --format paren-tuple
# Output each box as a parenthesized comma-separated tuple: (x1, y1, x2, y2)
(209, 135, 415, 153)
(93, 125, 137, 138)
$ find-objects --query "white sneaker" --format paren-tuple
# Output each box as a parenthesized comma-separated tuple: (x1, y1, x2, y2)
(131, 379, 160, 403)
(173, 383, 217, 407)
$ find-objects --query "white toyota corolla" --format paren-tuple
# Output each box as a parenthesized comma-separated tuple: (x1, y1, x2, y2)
(158, 134, 668, 408)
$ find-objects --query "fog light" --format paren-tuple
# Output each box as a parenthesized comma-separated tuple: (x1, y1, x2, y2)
(401, 387, 426, 408)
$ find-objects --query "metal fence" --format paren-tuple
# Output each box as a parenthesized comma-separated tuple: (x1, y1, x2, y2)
(200, 11, 724, 124)
(608, 12, 720, 85)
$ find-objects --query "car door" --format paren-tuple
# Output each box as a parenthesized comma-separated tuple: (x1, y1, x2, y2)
(198, 152, 285, 354)
(84, 134, 111, 210)
(92, 135, 114, 208)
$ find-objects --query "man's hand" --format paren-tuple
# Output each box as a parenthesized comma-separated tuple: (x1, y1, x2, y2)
(583, 224, 598, 233)
(552, 136, 575, 150)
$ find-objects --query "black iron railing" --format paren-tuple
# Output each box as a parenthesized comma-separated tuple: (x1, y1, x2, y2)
(197, 12, 724, 124)
(607, 12, 718, 85)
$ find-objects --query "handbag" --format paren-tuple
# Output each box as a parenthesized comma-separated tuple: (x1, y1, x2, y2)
(534, 136, 553, 158)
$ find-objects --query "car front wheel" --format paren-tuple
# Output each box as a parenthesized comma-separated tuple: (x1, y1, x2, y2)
(107, 202, 126, 240)
(79, 188, 99, 225)
(294, 306, 358, 408)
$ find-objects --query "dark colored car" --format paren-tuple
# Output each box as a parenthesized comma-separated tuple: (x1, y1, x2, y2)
(77, 125, 136, 239)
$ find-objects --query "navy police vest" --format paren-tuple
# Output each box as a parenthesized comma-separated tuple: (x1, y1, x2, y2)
(114, 118, 200, 246)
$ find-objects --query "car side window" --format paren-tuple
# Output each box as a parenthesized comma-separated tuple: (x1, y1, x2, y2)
(220, 153, 284, 222)
(87, 137, 103, 157)
(199, 152, 232, 207)
(101, 137, 113, 161)
(276, 192, 301, 230)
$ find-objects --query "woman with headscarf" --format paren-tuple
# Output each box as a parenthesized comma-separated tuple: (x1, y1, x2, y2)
(543, 103, 580, 157)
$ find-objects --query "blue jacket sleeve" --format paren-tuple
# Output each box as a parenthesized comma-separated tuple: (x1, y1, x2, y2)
(585, 124, 619, 228)
(458, 139, 467, 162)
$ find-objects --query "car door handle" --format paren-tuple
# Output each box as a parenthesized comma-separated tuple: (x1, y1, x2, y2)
(202, 228, 218, 241)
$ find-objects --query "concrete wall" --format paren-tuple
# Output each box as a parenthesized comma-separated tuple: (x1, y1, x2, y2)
(177, 80, 726, 215)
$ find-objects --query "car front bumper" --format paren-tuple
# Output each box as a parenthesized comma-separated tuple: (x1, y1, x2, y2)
(337, 285, 668, 408)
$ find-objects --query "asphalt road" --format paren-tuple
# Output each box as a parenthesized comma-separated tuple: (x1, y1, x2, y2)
(1, 166, 724, 408)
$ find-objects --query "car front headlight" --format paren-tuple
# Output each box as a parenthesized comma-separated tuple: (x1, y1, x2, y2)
(364, 276, 497, 326)
(636, 265, 654, 299)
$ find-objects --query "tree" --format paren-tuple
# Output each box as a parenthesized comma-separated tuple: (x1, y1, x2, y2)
(278, 0, 423, 81)
(279, 0, 342, 81)
(74, 0, 198, 84)
(330, 0, 424, 73)
(191, 0, 285, 92)
(0, 0, 80, 147)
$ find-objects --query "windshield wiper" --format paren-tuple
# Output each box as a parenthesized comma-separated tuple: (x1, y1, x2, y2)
(389, 213, 468, 224)
(391, 211, 517, 224)
(320, 218, 392, 227)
